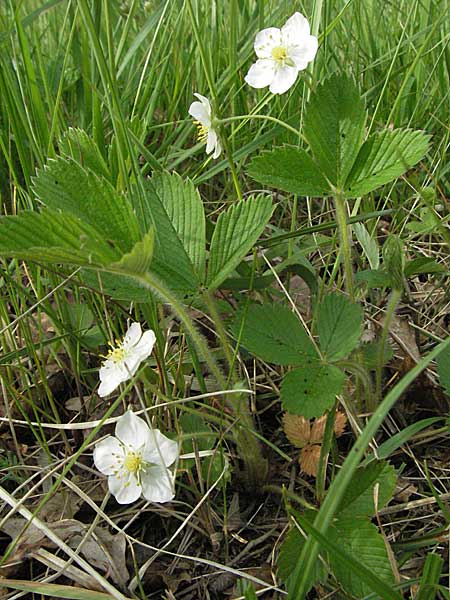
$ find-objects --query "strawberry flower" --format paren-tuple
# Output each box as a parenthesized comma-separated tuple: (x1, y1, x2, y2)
(94, 411, 179, 504)
(245, 12, 318, 95)
(98, 323, 156, 397)
(188, 93, 222, 159)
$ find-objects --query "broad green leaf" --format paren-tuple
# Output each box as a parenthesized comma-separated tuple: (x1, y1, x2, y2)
(32, 156, 140, 252)
(278, 511, 326, 593)
(59, 128, 110, 179)
(111, 228, 154, 274)
(231, 304, 316, 365)
(143, 178, 201, 295)
(207, 196, 273, 290)
(317, 293, 363, 361)
(281, 363, 345, 418)
(356, 268, 392, 289)
(344, 129, 430, 198)
(294, 515, 399, 600)
(0, 209, 120, 267)
(353, 222, 379, 270)
(247, 146, 331, 197)
(337, 462, 397, 519)
(151, 172, 206, 280)
(329, 519, 396, 598)
(303, 73, 367, 187)
(404, 256, 447, 277)
(80, 271, 151, 302)
(437, 348, 450, 396)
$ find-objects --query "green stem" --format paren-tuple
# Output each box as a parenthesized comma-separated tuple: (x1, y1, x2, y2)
(109, 268, 266, 486)
(375, 288, 402, 406)
(334, 190, 354, 300)
(219, 114, 303, 139)
(202, 290, 267, 486)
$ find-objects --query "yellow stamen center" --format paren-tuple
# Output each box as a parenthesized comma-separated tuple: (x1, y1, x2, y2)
(124, 451, 143, 474)
(194, 120, 209, 143)
(106, 342, 127, 364)
(271, 46, 288, 62)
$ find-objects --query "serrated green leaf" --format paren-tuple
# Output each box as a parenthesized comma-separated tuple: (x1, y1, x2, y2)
(317, 293, 363, 361)
(278, 511, 326, 592)
(151, 172, 206, 280)
(303, 73, 367, 187)
(281, 363, 345, 418)
(247, 146, 331, 197)
(59, 128, 110, 180)
(345, 129, 430, 198)
(356, 268, 392, 289)
(111, 228, 154, 274)
(143, 177, 200, 295)
(404, 257, 447, 277)
(32, 156, 140, 253)
(337, 462, 397, 519)
(0, 209, 119, 267)
(231, 304, 316, 366)
(329, 519, 396, 598)
(437, 348, 450, 396)
(80, 270, 151, 302)
(207, 196, 273, 290)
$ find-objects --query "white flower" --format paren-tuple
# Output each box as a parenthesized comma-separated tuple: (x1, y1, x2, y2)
(98, 323, 156, 397)
(188, 93, 222, 159)
(245, 12, 318, 95)
(94, 410, 179, 504)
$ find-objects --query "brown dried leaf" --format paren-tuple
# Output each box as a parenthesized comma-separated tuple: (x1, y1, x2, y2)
(299, 444, 321, 477)
(282, 413, 310, 448)
(310, 415, 326, 444)
(334, 411, 347, 437)
(0, 517, 128, 585)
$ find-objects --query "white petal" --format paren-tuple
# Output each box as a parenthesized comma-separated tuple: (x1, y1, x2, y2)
(245, 59, 276, 89)
(289, 36, 318, 69)
(121, 352, 143, 378)
(281, 12, 310, 45)
(193, 93, 211, 112)
(141, 465, 175, 503)
(115, 410, 151, 450)
(93, 437, 124, 475)
(98, 361, 128, 397)
(108, 472, 141, 504)
(212, 139, 222, 159)
(205, 129, 218, 155)
(132, 329, 156, 358)
(143, 429, 179, 467)
(122, 322, 142, 348)
(254, 27, 281, 58)
(189, 93, 211, 125)
(269, 65, 299, 94)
